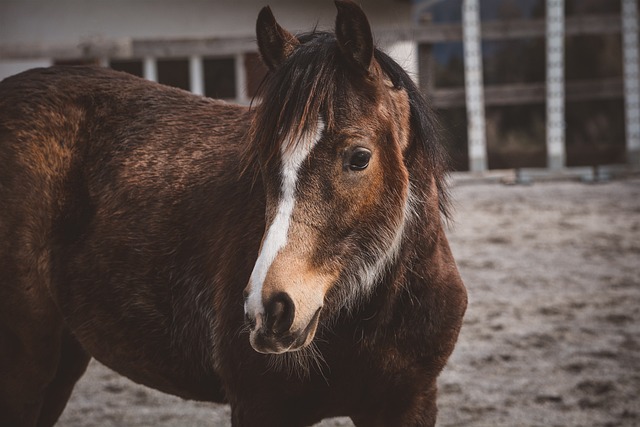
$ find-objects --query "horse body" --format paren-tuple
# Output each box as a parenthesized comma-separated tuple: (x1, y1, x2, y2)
(0, 2, 466, 426)
(0, 66, 258, 406)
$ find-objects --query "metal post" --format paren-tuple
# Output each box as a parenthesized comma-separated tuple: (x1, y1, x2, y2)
(622, 0, 640, 168)
(462, 0, 488, 172)
(189, 55, 204, 96)
(546, 0, 565, 170)
(143, 57, 157, 82)
(235, 53, 248, 104)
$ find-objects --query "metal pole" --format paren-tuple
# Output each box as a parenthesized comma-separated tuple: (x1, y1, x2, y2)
(622, 0, 640, 168)
(546, 0, 565, 170)
(189, 55, 204, 96)
(462, 0, 488, 172)
(143, 57, 157, 82)
(235, 53, 248, 104)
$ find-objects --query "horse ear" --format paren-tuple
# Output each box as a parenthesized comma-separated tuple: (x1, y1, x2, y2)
(256, 6, 299, 70)
(334, 0, 374, 74)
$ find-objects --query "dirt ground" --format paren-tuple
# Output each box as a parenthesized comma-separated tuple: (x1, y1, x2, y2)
(57, 177, 640, 427)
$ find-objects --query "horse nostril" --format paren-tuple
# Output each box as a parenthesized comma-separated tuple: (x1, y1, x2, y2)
(264, 292, 295, 336)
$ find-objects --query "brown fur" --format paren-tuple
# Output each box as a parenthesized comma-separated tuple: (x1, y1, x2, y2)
(0, 2, 466, 426)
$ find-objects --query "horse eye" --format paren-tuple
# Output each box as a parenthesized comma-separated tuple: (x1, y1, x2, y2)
(347, 148, 371, 171)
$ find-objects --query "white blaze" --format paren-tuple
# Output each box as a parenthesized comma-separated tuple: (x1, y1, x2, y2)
(245, 120, 325, 317)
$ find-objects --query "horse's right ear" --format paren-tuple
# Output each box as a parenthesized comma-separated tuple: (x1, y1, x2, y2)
(256, 6, 299, 70)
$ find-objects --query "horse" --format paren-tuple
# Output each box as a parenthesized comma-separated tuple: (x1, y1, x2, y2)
(0, 1, 467, 426)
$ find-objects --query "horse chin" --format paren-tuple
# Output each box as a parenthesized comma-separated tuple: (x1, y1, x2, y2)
(249, 307, 322, 355)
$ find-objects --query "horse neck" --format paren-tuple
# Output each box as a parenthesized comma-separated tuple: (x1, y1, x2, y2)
(352, 168, 465, 345)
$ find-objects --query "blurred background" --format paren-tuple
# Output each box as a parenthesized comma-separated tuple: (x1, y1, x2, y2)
(1, 0, 638, 179)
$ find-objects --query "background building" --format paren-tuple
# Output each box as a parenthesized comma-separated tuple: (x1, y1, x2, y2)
(1, 0, 638, 175)
(0, 0, 415, 103)
(415, 0, 639, 175)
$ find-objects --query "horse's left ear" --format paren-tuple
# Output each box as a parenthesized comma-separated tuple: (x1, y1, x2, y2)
(256, 6, 300, 70)
(335, 0, 374, 74)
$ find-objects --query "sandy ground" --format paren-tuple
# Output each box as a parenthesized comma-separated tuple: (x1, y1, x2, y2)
(57, 178, 640, 427)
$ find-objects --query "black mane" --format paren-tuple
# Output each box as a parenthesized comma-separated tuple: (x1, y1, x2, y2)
(373, 48, 451, 218)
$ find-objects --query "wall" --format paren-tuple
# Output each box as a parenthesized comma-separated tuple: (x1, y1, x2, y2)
(0, 0, 414, 81)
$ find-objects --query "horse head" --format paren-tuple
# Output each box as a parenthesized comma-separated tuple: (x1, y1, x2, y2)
(244, 0, 423, 355)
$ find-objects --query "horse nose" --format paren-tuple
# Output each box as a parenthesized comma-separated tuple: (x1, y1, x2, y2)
(264, 292, 295, 336)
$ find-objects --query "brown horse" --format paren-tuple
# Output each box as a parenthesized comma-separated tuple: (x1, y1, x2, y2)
(0, 2, 466, 426)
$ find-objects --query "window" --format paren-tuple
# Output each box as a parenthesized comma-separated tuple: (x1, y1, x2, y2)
(437, 108, 469, 171)
(480, 0, 545, 21)
(482, 38, 545, 85)
(105, 53, 267, 102)
(203, 57, 236, 99)
(565, 100, 626, 166)
(416, 0, 463, 24)
(475, 1, 548, 169)
(486, 104, 546, 169)
(565, 0, 621, 16)
(415, 1, 468, 170)
(565, 34, 623, 81)
(109, 59, 143, 77)
(54, 59, 100, 66)
(157, 58, 190, 91)
(432, 42, 465, 88)
(420, 41, 468, 170)
(564, 30, 625, 166)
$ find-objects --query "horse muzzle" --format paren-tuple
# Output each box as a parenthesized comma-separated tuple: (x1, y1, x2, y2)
(246, 295, 322, 354)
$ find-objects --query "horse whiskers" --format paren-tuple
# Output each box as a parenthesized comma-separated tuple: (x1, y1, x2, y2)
(235, 321, 252, 338)
(307, 342, 330, 385)
(265, 341, 329, 382)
